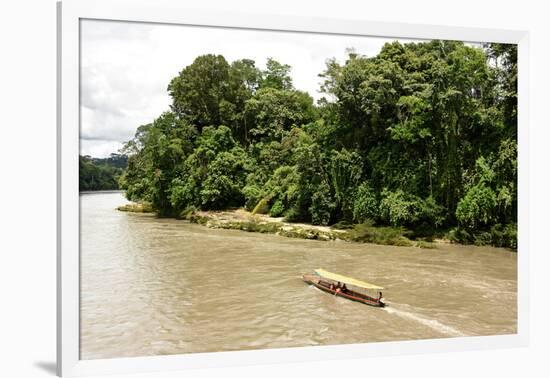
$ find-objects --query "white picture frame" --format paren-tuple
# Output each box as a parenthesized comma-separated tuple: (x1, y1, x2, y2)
(57, 0, 530, 376)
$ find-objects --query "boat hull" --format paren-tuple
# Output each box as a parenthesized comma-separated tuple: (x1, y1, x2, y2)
(302, 274, 385, 308)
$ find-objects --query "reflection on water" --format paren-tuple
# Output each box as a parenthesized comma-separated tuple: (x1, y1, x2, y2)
(80, 192, 517, 360)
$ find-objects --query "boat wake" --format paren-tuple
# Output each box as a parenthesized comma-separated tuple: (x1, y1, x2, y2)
(383, 304, 466, 337)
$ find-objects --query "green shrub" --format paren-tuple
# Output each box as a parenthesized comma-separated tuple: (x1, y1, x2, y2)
(345, 223, 413, 246)
(353, 182, 379, 223)
(456, 183, 497, 230)
(263, 165, 299, 213)
(283, 207, 302, 222)
(416, 196, 445, 228)
(178, 205, 197, 219)
(447, 227, 473, 244)
(199, 147, 248, 209)
(251, 197, 270, 214)
(379, 189, 444, 230)
(490, 223, 505, 247)
(242, 185, 263, 211)
(269, 200, 285, 217)
(309, 181, 335, 225)
(379, 189, 418, 227)
(503, 223, 517, 250)
(448, 223, 516, 249)
(474, 231, 492, 246)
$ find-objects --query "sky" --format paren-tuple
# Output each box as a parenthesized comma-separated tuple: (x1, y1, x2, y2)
(80, 19, 422, 158)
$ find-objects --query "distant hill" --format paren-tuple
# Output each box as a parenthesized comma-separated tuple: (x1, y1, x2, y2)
(79, 153, 128, 191)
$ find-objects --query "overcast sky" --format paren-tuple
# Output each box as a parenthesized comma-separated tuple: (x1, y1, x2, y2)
(80, 19, 422, 158)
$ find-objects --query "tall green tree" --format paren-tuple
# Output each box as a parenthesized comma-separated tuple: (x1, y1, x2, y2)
(120, 46, 517, 247)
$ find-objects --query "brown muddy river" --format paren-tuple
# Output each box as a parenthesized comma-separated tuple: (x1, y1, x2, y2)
(80, 192, 517, 360)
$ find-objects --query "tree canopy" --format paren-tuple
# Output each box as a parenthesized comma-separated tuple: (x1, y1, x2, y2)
(80, 154, 128, 191)
(120, 42, 517, 248)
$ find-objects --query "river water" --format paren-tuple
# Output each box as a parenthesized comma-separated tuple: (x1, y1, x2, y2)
(80, 192, 517, 360)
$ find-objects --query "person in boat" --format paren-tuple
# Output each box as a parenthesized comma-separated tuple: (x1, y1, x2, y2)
(335, 282, 342, 294)
(378, 291, 383, 301)
(342, 284, 348, 293)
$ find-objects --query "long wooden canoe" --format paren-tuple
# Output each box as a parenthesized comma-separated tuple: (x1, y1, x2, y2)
(302, 269, 386, 308)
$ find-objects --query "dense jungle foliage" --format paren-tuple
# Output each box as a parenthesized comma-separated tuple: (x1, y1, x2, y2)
(119, 41, 518, 248)
(80, 154, 128, 191)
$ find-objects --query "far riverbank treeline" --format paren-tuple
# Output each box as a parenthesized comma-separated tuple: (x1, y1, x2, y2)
(79, 154, 128, 191)
(119, 41, 517, 249)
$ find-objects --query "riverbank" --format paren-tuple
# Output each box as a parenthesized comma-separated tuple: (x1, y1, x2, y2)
(114, 202, 519, 250)
(113, 203, 436, 248)
(187, 209, 438, 248)
(116, 204, 439, 247)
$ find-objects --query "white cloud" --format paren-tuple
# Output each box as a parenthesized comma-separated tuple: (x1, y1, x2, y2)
(80, 19, 421, 157)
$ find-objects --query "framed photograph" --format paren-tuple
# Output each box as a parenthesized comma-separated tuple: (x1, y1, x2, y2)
(58, 0, 529, 376)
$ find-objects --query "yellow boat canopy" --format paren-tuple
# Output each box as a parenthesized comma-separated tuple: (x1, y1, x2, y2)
(315, 269, 384, 290)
